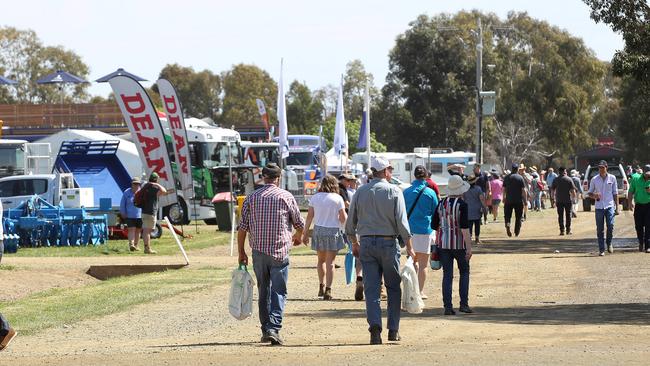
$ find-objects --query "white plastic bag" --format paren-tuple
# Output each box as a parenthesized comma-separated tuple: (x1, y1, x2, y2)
(228, 264, 255, 320)
(400, 257, 424, 314)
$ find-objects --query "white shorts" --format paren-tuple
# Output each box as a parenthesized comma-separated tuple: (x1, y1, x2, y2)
(412, 233, 434, 254)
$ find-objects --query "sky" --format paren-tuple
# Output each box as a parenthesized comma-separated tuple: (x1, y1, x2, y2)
(3, 0, 624, 98)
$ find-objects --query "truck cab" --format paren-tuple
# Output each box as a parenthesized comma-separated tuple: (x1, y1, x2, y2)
(241, 141, 280, 187)
(280, 135, 326, 207)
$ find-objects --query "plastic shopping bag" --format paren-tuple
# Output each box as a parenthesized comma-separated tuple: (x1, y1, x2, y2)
(344, 244, 355, 285)
(228, 264, 255, 320)
(400, 257, 424, 314)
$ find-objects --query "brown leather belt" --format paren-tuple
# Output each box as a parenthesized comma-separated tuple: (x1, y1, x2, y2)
(361, 235, 397, 239)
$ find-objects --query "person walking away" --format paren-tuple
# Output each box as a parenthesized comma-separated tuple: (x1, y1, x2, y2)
(302, 175, 347, 300)
(339, 173, 364, 301)
(551, 167, 577, 235)
(0, 200, 17, 351)
(530, 172, 544, 211)
(425, 170, 441, 199)
(237, 163, 305, 346)
(464, 175, 488, 245)
(432, 175, 473, 315)
(345, 157, 415, 345)
(587, 160, 618, 256)
(472, 164, 491, 224)
(519, 165, 531, 220)
(503, 163, 527, 237)
(489, 170, 503, 221)
(570, 170, 583, 218)
(546, 168, 558, 208)
(140, 173, 168, 254)
(627, 165, 650, 253)
(403, 165, 438, 300)
(120, 177, 143, 251)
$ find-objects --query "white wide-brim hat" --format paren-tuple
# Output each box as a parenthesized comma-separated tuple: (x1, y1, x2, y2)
(447, 175, 470, 196)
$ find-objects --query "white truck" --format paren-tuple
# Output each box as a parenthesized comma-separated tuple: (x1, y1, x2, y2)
(0, 139, 52, 178)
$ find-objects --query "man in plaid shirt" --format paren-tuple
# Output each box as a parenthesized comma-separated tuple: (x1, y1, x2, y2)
(237, 163, 304, 346)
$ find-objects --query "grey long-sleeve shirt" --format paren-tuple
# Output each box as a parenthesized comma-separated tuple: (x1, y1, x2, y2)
(345, 178, 412, 240)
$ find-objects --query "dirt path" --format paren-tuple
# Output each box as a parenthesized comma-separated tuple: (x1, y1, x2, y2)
(2, 209, 650, 365)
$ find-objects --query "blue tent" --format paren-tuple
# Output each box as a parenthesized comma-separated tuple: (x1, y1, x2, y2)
(0, 75, 18, 85)
(95, 68, 147, 83)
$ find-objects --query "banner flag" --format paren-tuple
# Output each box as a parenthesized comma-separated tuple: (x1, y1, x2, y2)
(109, 75, 177, 207)
(333, 79, 347, 156)
(157, 79, 194, 202)
(277, 60, 289, 160)
(358, 85, 369, 149)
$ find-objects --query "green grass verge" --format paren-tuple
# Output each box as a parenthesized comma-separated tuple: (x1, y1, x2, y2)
(0, 267, 228, 335)
(6, 227, 231, 257)
(0, 264, 18, 270)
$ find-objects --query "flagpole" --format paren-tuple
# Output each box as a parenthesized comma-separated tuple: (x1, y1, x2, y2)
(365, 84, 371, 170)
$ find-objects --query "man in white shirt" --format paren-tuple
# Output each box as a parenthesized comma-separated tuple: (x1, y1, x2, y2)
(587, 160, 618, 256)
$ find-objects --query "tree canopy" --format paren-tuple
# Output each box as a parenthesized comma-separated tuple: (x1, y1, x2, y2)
(220, 64, 277, 128)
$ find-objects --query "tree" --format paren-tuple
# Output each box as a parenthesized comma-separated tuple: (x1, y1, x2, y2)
(152, 64, 221, 120)
(342, 60, 379, 120)
(220, 64, 277, 128)
(0, 27, 90, 104)
(286, 80, 323, 133)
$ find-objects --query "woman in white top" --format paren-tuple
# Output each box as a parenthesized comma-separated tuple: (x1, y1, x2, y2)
(302, 175, 347, 300)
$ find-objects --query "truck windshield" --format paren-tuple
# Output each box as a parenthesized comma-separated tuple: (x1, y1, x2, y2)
(201, 142, 241, 168)
(286, 152, 313, 166)
(0, 146, 25, 177)
(246, 147, 279, 167)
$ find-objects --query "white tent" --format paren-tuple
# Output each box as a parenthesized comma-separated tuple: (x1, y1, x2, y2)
(35, 129, 145, 179)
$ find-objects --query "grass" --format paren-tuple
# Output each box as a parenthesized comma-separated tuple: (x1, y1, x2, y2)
(0, 266, 228, 335)
(0, 264, 18, 270)
(6, 226, 231, 258)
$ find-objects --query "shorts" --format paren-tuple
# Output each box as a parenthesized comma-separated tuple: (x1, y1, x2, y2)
(412, 233, 434, 254)
(141, 214, 157, 229)
(125, 218, 143, 229)
(492, 199, 502, 207)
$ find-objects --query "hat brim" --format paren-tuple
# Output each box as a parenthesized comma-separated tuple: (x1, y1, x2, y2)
(447, 180, 470, 196)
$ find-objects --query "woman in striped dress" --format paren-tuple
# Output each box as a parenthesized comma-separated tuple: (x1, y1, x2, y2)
(433, 175, 473, 315)
(302, 175, 347, 300)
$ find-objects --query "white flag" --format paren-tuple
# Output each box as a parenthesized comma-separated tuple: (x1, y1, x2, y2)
(277, 60, 289, 159)
(334, 80, 347, 156)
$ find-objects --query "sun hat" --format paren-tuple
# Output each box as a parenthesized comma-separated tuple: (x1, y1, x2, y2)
(447, 175, 470, 196)
(449, 163, 466, 170)
(467, 174, 479, 184)
(371, 157, 391, 172)
(131, 177, 141, 185)
(338, 173, 356, 180)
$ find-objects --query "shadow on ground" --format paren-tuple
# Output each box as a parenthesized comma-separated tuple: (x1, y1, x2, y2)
(292, 302, 650, 326)
(475, 237, 637, 254)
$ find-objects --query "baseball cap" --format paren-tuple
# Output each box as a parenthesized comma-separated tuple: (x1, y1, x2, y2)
(598, 160, 608, 168)
(338, 173, 355, 180)
(414, 165, 428, 179)
(149, 172, 159, 182)
(371, 157, 391, 172)
(511, 163, 519, 170)
(262, 163, 282, 178)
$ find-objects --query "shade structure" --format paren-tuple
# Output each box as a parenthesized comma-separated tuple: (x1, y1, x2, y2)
(36, 70, 87, 84)
(0, 75, 18, 85)
(95, 68, 147, 83)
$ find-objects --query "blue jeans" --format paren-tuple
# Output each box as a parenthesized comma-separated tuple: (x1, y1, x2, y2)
(533, 192, 542, 210)
(359, 236, 401, 331)
(595, 207, 615, 252)
(252, 250, 289, 333)
(439, 249, 470, 309)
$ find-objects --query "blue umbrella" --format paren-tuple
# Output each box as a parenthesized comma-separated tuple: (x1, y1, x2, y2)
(36, 70, 87, 85)
(95, 68, 147, 83)
(0, 75, 18, 85)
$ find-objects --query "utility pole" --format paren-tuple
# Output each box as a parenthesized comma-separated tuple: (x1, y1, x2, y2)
(475, 17, 484, 165)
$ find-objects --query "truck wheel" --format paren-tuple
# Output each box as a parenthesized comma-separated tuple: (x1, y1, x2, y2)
(164, 198, 188, 226)
(583, 199, 591, 212)
(203, 218, 218, 225)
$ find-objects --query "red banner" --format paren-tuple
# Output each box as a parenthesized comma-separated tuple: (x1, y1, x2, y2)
(109, 75, 177, 207)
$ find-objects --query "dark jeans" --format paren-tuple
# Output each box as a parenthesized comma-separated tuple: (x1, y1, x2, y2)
(0, 313, 9, 337)
(252, 250, 289, 333)
(634, 203, 650, 251)
(359, 236, 401, 331)
(556, 202, 572, 233)
(595, 207, 615, 253)
(0, 240, 3, 264)
(439, 249, 470, 309)
(468, 219, 481, 239)
(504, 202, 524, 235)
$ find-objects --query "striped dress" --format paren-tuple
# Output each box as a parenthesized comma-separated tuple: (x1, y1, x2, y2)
(434, 197, 469, 250)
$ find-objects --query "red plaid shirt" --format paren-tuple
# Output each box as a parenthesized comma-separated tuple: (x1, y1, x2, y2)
(238, 184, 305, 261)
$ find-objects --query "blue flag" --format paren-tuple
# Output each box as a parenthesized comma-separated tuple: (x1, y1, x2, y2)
(357, 110, 368, 149)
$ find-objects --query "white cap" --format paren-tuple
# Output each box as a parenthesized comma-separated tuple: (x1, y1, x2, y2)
(371, 157, 391, 171)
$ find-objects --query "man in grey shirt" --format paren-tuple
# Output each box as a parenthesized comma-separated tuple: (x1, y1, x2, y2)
(346, 157, 415, 345)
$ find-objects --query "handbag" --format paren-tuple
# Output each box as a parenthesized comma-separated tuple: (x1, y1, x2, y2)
(398, 186, 427, 247)
(430, 244, 441, 270)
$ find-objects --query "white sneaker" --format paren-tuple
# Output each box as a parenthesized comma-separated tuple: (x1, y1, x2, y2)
(607, 245, 614, 253)
(646, 248, 650, 253)
(599, 252, 605, 256)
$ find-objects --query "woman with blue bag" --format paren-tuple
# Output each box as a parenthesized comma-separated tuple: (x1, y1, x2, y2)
(302, 175, 348, 300)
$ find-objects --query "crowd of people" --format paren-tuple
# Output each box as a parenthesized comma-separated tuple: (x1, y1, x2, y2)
(235, 157, 650, 346)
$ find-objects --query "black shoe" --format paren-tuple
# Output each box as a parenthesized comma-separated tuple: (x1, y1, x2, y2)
(267, 330, 283, 346)
(559, 231, 564, 236)
(388, 330, 401, 341)
(334, 263, 341, 269)
(369, 325, 382, 345)
(640, 244, 645, 252)
(459, 305, 473, 313)
(506, 226, 512, 237)
(318, 284, 324, 297)
(354, 280, 364, 301)
(444, 308, 456, 315)
(567, 230, 572, 235)
(260, 331, 271, 343)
